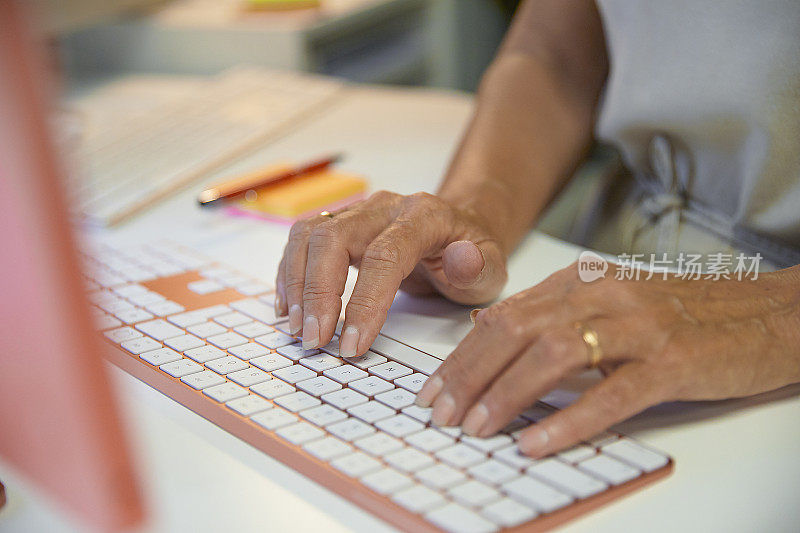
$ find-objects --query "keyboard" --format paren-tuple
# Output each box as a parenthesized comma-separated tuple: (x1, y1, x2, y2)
(82, 241, 673, 533)
(71, 68, 344, 226)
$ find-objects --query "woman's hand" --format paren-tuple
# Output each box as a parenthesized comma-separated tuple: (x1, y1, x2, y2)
(274, 190, 508, 357)
(415, 262, 800, 457)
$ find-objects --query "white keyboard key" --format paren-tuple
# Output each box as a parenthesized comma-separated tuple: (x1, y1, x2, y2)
(127, 291, 165, 307)
(326, 418, 375, 441)
(375, 414, 425, 438)
(404, 428, 454, 453)
(187, 321, 227, 339)
(95, 314, 122, 330)
(481, 498, 537, 528)
(228, 342, 270, 360)
(469, 459, 519, 486)
(437, 426, 464, 439)
(502, 476, 572, 513)
(527, 458, 607, 499)
(392, 484, 447, 514)
(299, 353, 342, 372)
(214, 312, 251, 328)
(140, 347, 182, 366)
(323, 364, 368, 384)
(369, 336, 441, 375)
(181, 370, 226, 390)
(384, 447, 434, 473)
(277, 343, 319, 361)
(99, 298, 134, 314)
(250, 379, 295, 399)
(331, 452, 382, 478)
(558, 444, 596, 464)
(296, 376, 342, 397)
(375, 388, 416, 410)
(361, 468, 413, 495)
(226, 394, 272, 416)
(401, 405, 432, 424)
(121, 336, 162, 355)
(229, 298, 281, 325)
(348, 376, 394, 396)
(354, 433, 403, 457)
(276, 421, 325, 445)
(203, 382, 248, 403)
(449, 480, 502, 507)
(113, 284, 148, 298)
(303, 436, 352, 461)
(602, 438, 669, 472)
(322, 388, 368, 410)
(250, 408, 297, 430)
(227, 367, 271, 387)
(347, 401, 396, 424)
(164, 334, 205, 352)
(272, 364, 317, 384)
(344, 351, 386, 369)
(426, 503, 498, 533)
(207, 332, 248, 350)
(300, 404, 347, 426)
(254, 330, 295, 349)
(188, 279, 224, 295)
(104, 326, 142, 343)
(462, 435, 513, 453)
(145, 300, 185, 317)
(274, 391, 321, 412)
(205, 356, 249, 375)
(135, 319, 184, 341)
(114, 308, 155, 324)
(436, 443, 487, 468)
(393, 373, 427, 393)
(200, 267, 235, 280)
(493, 445, 538, 470)
(184, 345, 226, 363)
(159, 359, 203, 377)
(168, 306, 230, 328)
(319, 336, 340, 356)
(415, 463, 466, 490)
(579, 453, 641, 485)
(249, 353, 292, 372)
(234, 321, 272, 338)
(236, 282, 272, 296)
(369, 361, 412, 381)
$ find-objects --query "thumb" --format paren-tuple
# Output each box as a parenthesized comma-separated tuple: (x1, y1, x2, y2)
(437, 240, 507, 304)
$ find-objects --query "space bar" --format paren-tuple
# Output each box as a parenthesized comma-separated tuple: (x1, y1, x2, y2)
(369, 335, 442, 375)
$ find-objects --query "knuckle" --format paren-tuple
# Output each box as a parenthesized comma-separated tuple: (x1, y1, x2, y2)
(347, 293, 387, 315)
(370, 189, 398, 203)
(288, 219, 313, 240)
(309, 222, 339, 242)
(537, 332, 570, 365)
(284, 277, 306, 296)
(363, 240, 402, 269)
(302, 279, 333, 302)
(477, 302, 523, 337)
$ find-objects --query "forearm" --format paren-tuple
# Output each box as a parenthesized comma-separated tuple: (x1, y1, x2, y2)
(437, 0, 608, 256)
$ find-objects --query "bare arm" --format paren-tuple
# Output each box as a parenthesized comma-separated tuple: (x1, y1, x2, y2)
(439, 0, 609, 255)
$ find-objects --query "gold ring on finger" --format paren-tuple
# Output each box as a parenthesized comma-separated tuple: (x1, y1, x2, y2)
(575, 322, 603, 369)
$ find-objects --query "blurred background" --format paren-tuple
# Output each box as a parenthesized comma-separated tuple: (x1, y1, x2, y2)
(37, 0, 522, 93)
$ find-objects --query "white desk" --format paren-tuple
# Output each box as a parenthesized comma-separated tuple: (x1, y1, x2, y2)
(1, 83, 799, 533)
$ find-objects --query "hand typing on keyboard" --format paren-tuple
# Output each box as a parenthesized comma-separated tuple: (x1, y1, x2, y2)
(274, 190, 508, 356)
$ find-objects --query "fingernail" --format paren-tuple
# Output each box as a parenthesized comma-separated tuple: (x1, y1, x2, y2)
(275, 293, 286, 317)
(461, 403, 489, 436)
(339, 326, 359, 358)
(431, 392, 455, 427)
(518, 427, 550, 457)
(415, 375, 443, 407)
(289, 304, 302, 334)
(302, 315, 319, 349)
(469, 308, 484, 324)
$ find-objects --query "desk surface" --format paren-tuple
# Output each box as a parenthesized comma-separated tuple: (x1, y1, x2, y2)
(1, 82, 799, 533)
